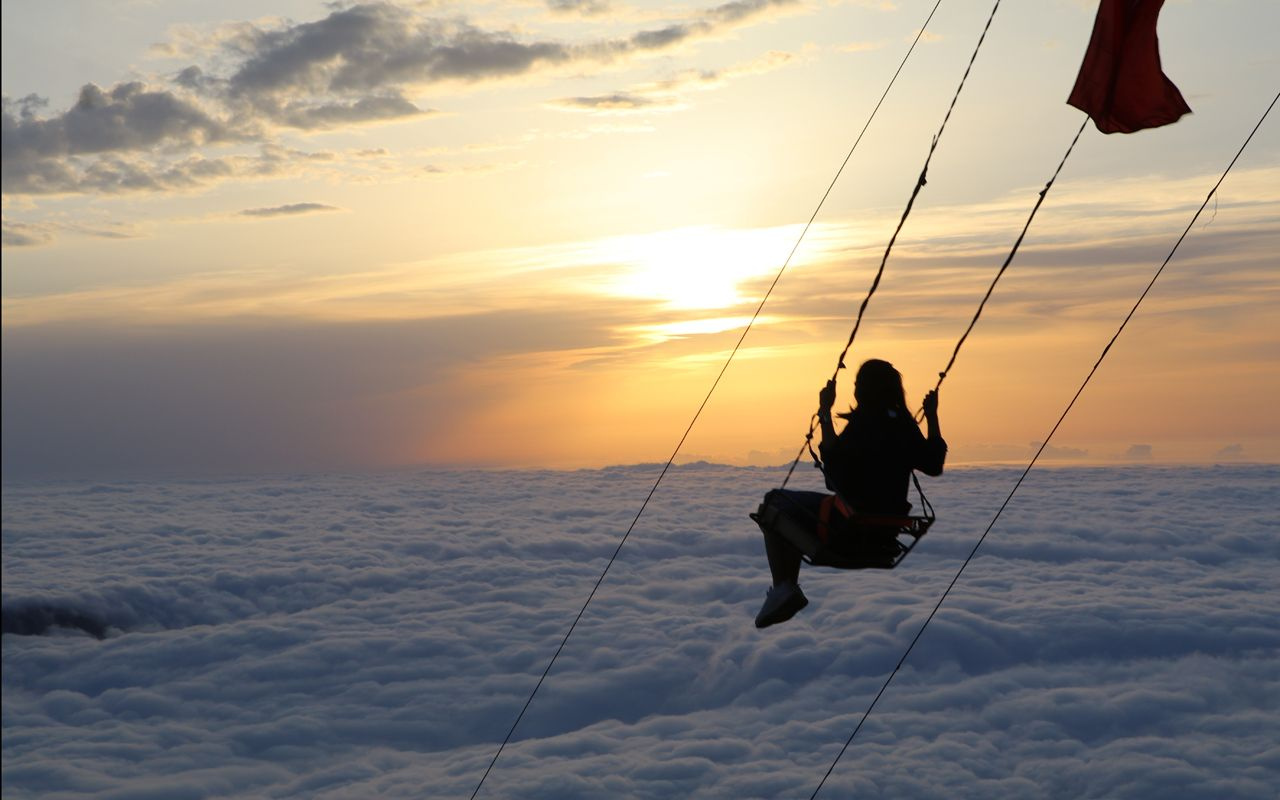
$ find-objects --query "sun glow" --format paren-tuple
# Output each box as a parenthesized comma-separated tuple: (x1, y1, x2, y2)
(586, 226, 802, 310)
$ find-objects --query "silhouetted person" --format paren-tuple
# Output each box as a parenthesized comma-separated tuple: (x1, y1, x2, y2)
(755, 359, 946, 628)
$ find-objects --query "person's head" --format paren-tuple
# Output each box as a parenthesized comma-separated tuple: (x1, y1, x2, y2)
(853, 359, 907, 414)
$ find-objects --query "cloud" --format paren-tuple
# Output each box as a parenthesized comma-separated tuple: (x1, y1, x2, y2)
(0, 308, 628, 479)
(550, 92, 673, 112)
(271, 94, 429, 129)
(1, 463, 1277, 797)
(731, 167, 1280, 335)
(549, 49, 798, 114)
(1124, 444, 1154, 460)
(2, 84, 225, 159)
(1, 602, 108, 639)
(420, 160, 524, 178)
(3, 0, 802, 197)
(222, 7, 565, 96)
(2, 84, 228, 194)
(1215, 443, 1244, 459)
(1, 220, 53, 247)
(219, 1, 797, 114)
(62, 222, 140, 240)
(239, 202, 339, 218)
(546, 0, 612, 15)
(1034, 441, 1090, 459)
(2, 219, 137, 247)
(2, 140, 336, 196)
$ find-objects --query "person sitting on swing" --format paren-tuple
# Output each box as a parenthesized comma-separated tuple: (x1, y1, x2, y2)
(755, 358, 947, 628)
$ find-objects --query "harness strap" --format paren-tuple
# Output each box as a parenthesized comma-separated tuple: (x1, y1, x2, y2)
(817, 494, 855, 544)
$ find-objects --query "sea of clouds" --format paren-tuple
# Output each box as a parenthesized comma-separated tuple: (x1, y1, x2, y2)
(3, 463, 1277, 799)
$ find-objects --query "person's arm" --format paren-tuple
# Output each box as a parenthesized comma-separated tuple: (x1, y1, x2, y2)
(922, 390, 942, 441)
(917, 389, 947, 476)
(817, 380, 847, 496)
(818, 380, 838, 447)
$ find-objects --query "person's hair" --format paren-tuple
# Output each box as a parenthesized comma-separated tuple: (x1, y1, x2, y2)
(853, 358, 907, 414)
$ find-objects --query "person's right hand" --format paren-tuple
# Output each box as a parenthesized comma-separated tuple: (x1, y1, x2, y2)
(819, 380, 836, 413)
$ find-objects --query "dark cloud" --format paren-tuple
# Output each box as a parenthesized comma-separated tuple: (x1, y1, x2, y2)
(239, 202, 339, 218)
(221, 1, 795, 100)
(1, 84, 227, 194)
(222, 6, 572, 115)
(2, 83, 225, 159)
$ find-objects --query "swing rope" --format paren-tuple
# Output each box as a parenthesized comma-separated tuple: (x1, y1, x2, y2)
(919, 114, 1090, 419)
(807, 87, 1279, 800)
(467, 3, 948, 796)
(783, 0, 1004, 488)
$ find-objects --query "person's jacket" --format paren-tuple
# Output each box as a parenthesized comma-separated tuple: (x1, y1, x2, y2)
(819, 406, 946, 514)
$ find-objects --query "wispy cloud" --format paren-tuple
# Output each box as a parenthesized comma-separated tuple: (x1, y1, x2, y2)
(545, 0, 612, 16)
(548, 49, 799, 114)
(239, 202, 339, 218)
(5, 164, 1277, 332)
(1, 219, 138, 248)
(1, 220, 53, 247)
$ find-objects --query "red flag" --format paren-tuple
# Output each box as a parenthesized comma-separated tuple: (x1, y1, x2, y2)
(1068, 0, 1191, 134)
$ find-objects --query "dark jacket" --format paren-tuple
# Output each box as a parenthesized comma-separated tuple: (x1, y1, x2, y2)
(819, 407, 946, 514)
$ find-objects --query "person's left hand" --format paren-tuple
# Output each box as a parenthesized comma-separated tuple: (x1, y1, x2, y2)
(922, 389, 939, 418)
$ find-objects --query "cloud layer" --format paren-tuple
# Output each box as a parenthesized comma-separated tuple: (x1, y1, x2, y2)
(2, 463, 1277, 798)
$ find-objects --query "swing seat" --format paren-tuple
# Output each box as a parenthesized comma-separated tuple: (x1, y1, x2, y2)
(751, 489, 934, 570)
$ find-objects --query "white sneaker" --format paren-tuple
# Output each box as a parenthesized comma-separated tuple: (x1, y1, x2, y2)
(754, 583, 809, 628)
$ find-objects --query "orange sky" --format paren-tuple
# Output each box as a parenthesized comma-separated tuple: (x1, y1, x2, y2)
(2, 1, 1278, 478)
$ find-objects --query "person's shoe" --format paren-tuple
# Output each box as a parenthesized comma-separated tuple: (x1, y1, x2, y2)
(754, 583, 809, 628)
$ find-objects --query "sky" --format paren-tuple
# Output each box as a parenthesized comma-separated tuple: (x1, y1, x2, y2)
(3, 464, 1278, 798)
(2, 0, 1278, 479)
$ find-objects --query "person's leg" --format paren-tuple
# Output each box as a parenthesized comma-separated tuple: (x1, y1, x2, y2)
(756, 529, 810, 628)
(753, 488, 825, 627)
(762, 527, 802, 587)
(758, 488, 829, 586)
